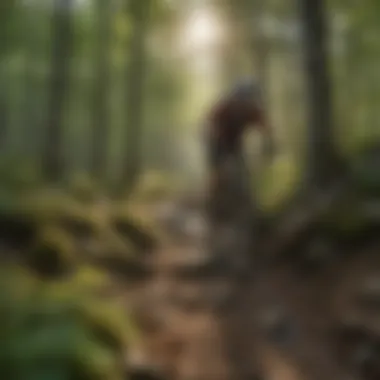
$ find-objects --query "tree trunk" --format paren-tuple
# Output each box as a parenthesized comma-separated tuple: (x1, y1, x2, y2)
(250, 2, 268, 83)
(299, 0, 338, 190)
(0, 0, 15, 153)
(0, 77, 8, 153)
(122, 0, 150, 193)
(90, 0, 112, 181)
(42, 0, 73, 182)
(22, 23, 40, 156)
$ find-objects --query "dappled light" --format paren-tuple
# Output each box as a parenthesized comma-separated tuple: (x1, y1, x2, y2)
(182, 6, 225, 53)
(0, 0, 379, 379)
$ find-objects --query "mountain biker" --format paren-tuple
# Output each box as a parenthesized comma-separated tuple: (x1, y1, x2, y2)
(205, 78, 275, 195)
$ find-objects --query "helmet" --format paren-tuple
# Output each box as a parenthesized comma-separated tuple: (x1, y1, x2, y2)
(230, 77, 262, 102)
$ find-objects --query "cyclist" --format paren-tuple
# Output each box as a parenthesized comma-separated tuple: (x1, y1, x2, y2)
(205, 78, 274, 196)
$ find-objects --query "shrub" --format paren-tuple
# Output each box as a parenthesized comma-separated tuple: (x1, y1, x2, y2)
(0, 266, 138, 380)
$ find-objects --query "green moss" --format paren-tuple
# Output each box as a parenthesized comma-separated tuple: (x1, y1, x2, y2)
(73, 338, 121, 380)
(78, 301, 137, 352)
(27, 228, 76, 278)
(67, 174, 100, 204)
(129, 170, 181, 202)
(56, 212, 100, 241)
(0, 184, 145, 380)
(0, 264, 138, 380)
(110, 211, 157, 252)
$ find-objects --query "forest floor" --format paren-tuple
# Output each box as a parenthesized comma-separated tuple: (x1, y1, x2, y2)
(124, 191, 380, 380)
(1, 159, 378, 380)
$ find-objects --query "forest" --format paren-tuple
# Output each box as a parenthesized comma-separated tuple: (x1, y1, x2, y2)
(0, 0, 379, 380)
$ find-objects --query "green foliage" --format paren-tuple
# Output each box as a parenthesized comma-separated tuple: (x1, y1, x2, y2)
(0, 177, 159, 284)
(0, 265, 138, 380)
(320, 193, 368, 236)
(78, 301, 137, 352)
(20, 188, 104, 239)
(0, 157, 41, 193)
(0, 180, 154, 380)
(315, 143, 380, 237)
(150, 0, 177, 25)
(349, 142, 380, 196)
(256, 154, 301, 213)
(0, 0, 18, 54)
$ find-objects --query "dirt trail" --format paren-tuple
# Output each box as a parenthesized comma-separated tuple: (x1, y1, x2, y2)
(127, 174, 380, 380)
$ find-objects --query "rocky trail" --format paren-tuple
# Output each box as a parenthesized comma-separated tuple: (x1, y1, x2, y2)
(129, 218, 380, 380)
(124, 158, 380, 380)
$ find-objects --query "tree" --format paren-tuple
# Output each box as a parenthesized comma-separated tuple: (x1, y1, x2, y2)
(0, 0, 17, 152)
(121, 0, 151, 192)
(20, 4, 47, 157)
(332, 0, 380, 149)
(90, 0, 112, 180)
(299, 0, 338, 189)
(42, 0, 74, 181)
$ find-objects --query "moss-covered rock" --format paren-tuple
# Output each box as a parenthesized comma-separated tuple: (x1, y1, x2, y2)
(72, 337, 122, 380)
(67, 174, 100, 204)
(27, 228, 76, 278)
(110, 213, 158, 253)
(56, 213, 100, 242)
(129, 171, 181, 202)
(20, 190, 105, 252)
(77, 301, 138, 352)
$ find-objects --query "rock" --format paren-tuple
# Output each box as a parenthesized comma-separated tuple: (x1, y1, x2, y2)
(111, 215, 158, 252)
(182, 213, 207, 240)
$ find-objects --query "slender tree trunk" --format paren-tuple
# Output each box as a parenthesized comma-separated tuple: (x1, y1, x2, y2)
(90, 0, 112, 180)
(250, 2, 268, 83)
(22, 63, 35, 145)
(0, 1, 15, 153)
(0, 74, 8, 153)
(299, 0, 338, 190)
(22, 23, 39, 156)
(42, 0, 73, 182)
(122, 0, 150, 192)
